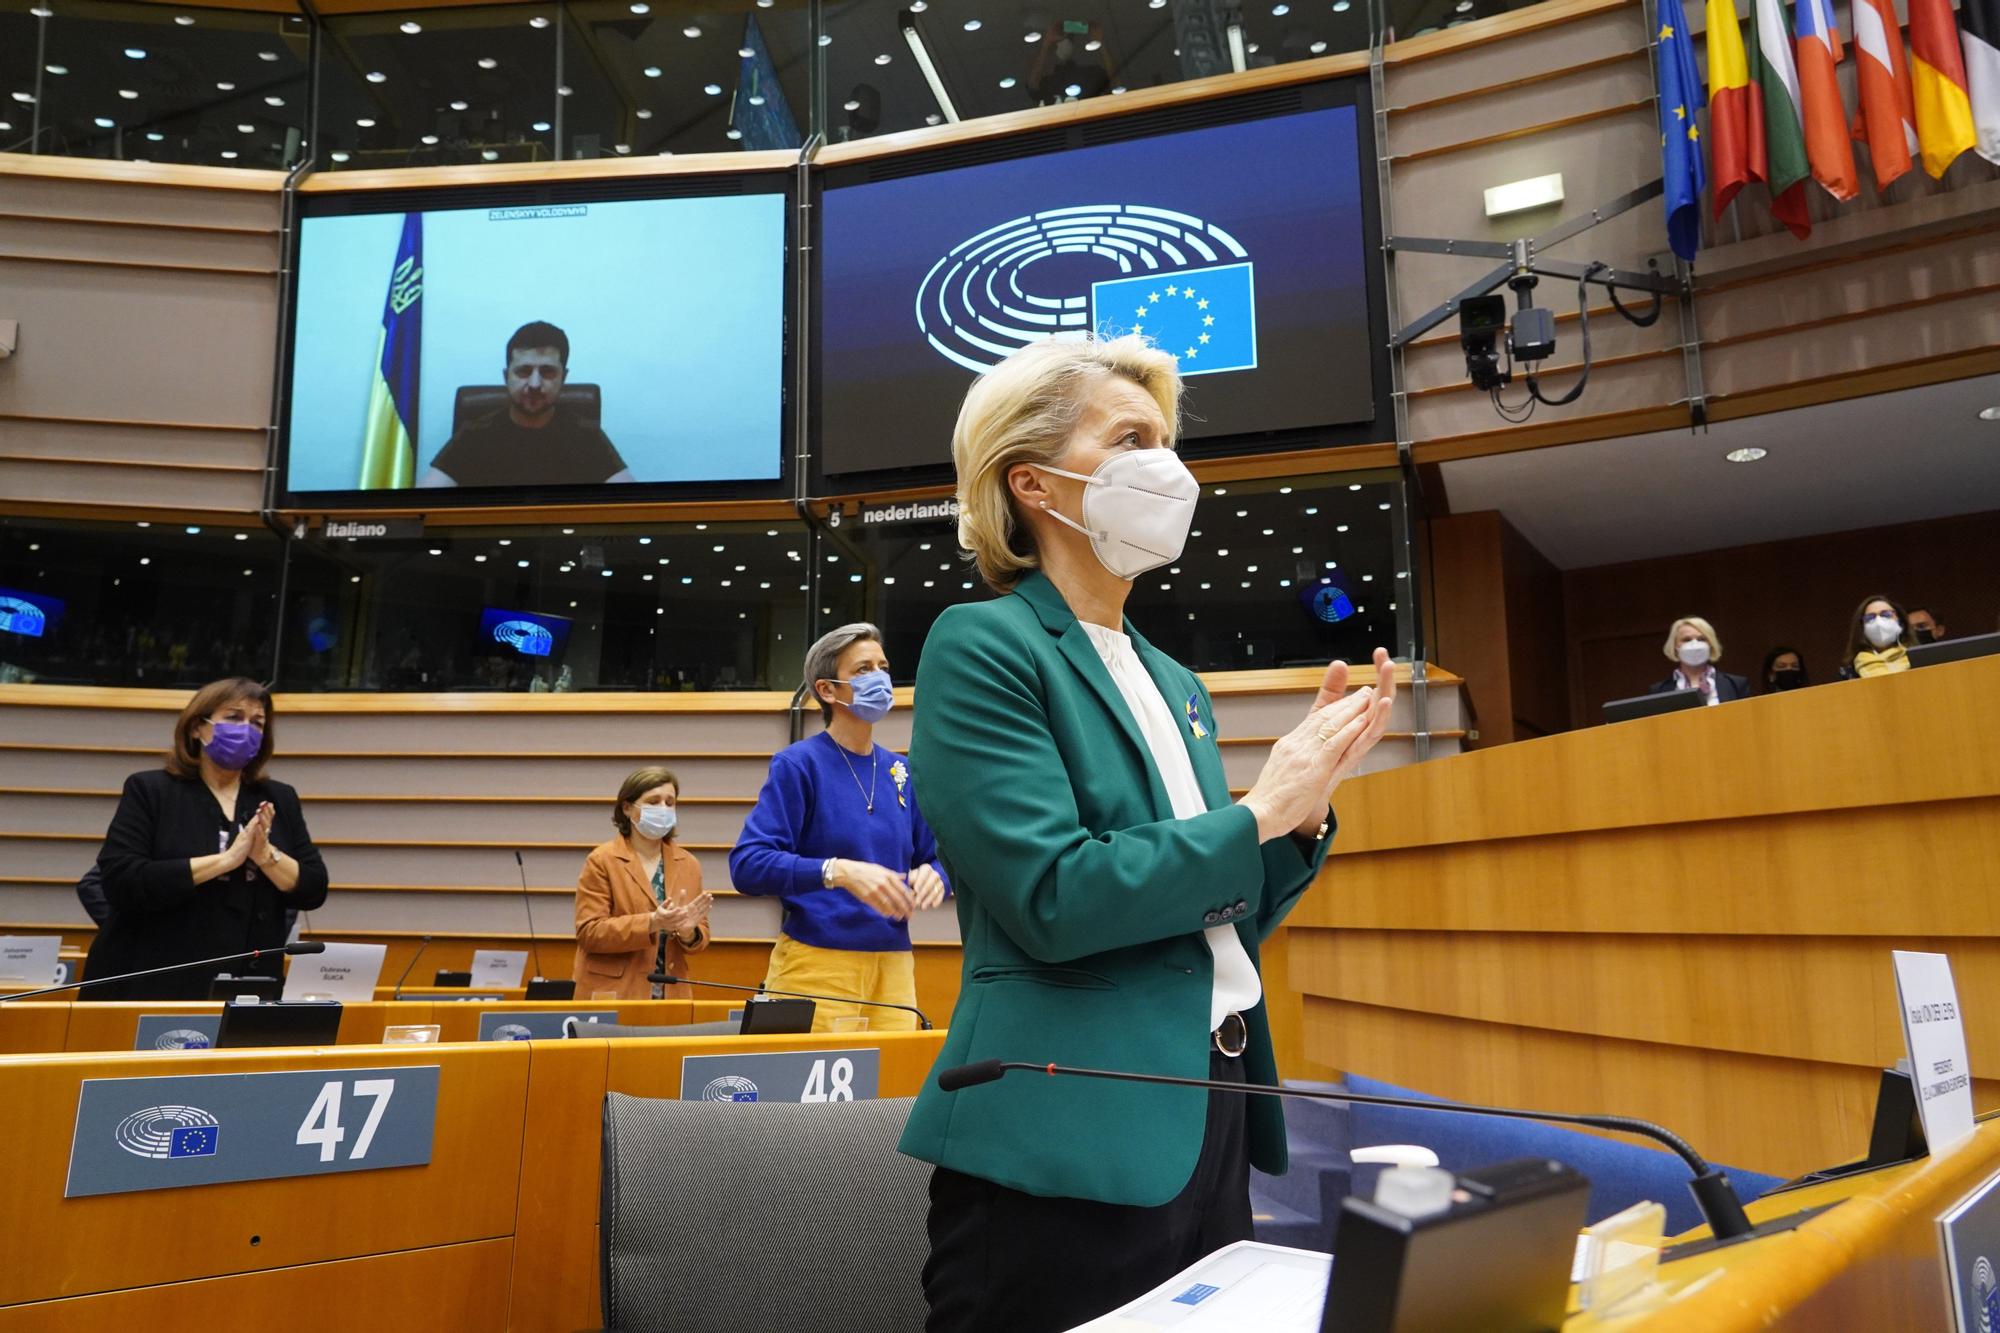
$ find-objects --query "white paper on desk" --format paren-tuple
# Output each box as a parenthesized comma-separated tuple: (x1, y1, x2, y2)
(282, 942, 386, 1001)
(470, 949, 528, 988)
(1068, 1240, 1331, 1332)
(0, 935, 62, 985)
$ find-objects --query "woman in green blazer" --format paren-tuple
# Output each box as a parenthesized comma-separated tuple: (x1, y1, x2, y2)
(902, 335, 1398, 1332)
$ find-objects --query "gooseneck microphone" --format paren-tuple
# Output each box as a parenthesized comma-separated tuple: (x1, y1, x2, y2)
(649, 972, 934, 1030)
(0, 942, 328, 1003)
(515, 849, 546, 982)
(939, 1059, 1754, 1241)
(392, 934, 433, 1001)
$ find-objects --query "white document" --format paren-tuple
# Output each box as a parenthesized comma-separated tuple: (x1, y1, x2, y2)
(1069, 1240, 1332, 1332)
(0, 935, 61, 985)
(283, 942, 387, 1002)
(1893, 950, 1976, 1155)
(470, 949, 529, 988)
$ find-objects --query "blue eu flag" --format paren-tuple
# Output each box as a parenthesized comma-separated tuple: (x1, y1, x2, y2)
(1654, 0, 1707, 263)
(169, 1125, 218, 1158)
(1091, 263, 1258, 376)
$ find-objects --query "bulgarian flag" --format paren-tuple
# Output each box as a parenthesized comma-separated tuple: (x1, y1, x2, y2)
(1850, 0, 1920, 189)
(1706, 0, 1766, 215)
(1795, 0, 1860, 199)
(1908, 0, 1977, 174)
(1968, 0, 2000, 165)
(1746, 0, 1813, 236)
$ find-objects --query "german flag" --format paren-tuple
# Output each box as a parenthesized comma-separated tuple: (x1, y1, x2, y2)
(1908, 0, 1977, 175)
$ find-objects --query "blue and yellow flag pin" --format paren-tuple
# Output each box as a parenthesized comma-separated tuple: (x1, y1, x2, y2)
(1184, 692, 1209, 739)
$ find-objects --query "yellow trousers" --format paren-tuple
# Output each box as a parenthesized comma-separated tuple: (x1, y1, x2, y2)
(763, 934, 919, 1033)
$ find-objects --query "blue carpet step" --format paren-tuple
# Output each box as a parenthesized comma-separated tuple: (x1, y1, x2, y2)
(1250, 1143, 1354, 1222)
(1249, 1194, 1329, 1251)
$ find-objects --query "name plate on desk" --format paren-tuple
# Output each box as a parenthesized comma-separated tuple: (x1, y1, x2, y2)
(134, 1015, 221, 1050)
(0, 935, 60, 985)
(65, 1064, 439, 1198)
(1894, 950, 1975, 1154)
(680, 1049, 880, 1103)
(477, 1010, 616, 1041)
(1941, 1170, 2000, 1333)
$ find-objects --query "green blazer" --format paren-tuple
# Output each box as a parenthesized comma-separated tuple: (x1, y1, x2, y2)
(898, 570, 1334, 1207)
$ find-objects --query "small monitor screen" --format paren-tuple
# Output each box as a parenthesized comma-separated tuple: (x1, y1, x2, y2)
(285, 191, 787, 498)
(478, 606, 573, 660)
(0, 588, 64, 639)
(818, 91, 1376, 475)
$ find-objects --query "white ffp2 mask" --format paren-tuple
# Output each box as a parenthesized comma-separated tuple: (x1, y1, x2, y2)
(1034, 450, 1199, 581)
(1864, 617, 1902, 649)
(1677, 639, 1711, 667)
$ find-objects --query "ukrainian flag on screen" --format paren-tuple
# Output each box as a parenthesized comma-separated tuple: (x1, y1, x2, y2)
(1091, 262, 1257, 376)
(356, 213, 423, 490)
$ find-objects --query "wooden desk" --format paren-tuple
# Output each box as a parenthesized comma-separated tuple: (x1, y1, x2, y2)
(1297, 657, 2000, 1175)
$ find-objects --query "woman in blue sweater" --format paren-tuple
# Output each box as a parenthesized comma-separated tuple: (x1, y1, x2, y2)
(729, 623, 948, 1031)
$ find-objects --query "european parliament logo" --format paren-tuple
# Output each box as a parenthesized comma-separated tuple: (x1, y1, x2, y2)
(0, 595, 46, 637)
(700, 1075, 759, 1102)
(491, 619, 554, 657)
(114, 1105, 220, 1160)
(917, 205, 1258, 374)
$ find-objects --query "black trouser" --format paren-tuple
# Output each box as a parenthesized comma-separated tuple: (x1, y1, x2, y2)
(922, 1050, 1253, 1333)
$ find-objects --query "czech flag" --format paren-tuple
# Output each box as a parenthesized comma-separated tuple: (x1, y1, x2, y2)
(1908, 0, 1977, 175)
(1795, 0, 1860, 199)
(357, 213, 423, 490)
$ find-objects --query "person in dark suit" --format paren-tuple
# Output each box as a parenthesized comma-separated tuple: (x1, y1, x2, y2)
(901, 335, 1398, 1333)
(84, 677, 328, 1000)
(1646, 616, 1750, 705)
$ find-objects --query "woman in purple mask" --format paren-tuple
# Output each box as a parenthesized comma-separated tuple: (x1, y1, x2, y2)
(84, 677, 329, 1000)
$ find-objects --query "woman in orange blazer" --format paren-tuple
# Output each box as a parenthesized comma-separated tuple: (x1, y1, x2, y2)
(573, 765, 713, 1000)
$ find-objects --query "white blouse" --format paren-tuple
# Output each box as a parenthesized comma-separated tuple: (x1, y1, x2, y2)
(1078, 620, 1263, 1030)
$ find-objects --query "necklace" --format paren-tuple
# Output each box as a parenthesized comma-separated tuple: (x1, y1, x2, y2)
(831, 736, 878, 814)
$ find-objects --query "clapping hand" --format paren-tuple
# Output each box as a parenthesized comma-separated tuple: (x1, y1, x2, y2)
(654, 892, 713, 937)
(910, 863, 947, 911)
(1240, 648, 1398, 842)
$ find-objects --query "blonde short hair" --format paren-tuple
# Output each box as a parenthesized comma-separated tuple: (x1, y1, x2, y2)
(952, 335, 1182, 592)
(1664, 616, 1723, 662)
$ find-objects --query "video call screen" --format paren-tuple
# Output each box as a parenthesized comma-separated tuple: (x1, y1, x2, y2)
(285, 189, 787, 498)
(817, 89, 1377, 475)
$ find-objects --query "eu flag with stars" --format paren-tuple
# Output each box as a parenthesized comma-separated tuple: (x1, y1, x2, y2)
(1090, 262, 1257, 376)
(1655, 0, 1708, 262)
(168, 1125, 218, 1158)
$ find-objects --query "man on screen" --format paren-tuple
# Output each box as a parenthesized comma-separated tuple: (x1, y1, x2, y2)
(418, 321, 636, 488)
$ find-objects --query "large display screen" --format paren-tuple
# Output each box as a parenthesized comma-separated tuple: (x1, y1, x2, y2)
(0, 587, 63, 639)
(284, 191, 787, 499)
(818, 91, 1377, 475)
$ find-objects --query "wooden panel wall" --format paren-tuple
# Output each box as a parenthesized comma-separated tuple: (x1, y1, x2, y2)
(0, 163, 284, 518)
(1294, 654, 2000, 1177)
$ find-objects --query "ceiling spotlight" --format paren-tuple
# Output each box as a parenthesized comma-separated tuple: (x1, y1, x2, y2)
(911, 0, 927, 9)
(630, 2, 649, 11)
(478, 57, 497, 68)
(614, 142, 630, 153)
(1333, 0, 1351, 9)
(964, 17, 982, 29)
(748, 93, 765, 104)
(449, 99, 468, 110)
(123, 47, 146, 58)
(1456, 0, 1474, 9)
(683, 23, 701, 37)
(331, 150, 350, 161)
(998, 75, 1016, 88)
(636, 107, 653, 118)
(557, 83, 572, 95)
(875, 52, 892, 64)
(703, 81, 722, 94)
(1724, 446, 1768, 463)
(29, 4, 50, 14)
(1111, 84, 1128, 93)
(1978, 406, 2000, 421)
(174, 12, 194, 22)
(1273, 2, 1291, 11)
(259, 50, 279, 60)
(144, 130, 162, 140)
(1024, 30, 1042, 42)
(237, 122, 254, 132)
(93, 116, 114, 127)
(819, 32, 832, 44)
(219, 149, 239, 159)
(366, 70, 387, 82)
(1310, 39, 1328, 52)
(420, 133, 438, 144)
(738, 45, 754, 57)
(725, 126, 742, 139)
(843, 97, 861, 110)
(925, 112, 941, 123)
(529, 14, 549, 26)
(532, 119, 550, 131)
(481, 149, 499, 160)
(45, 64, 67, 75)
(356, 117, 375, 127)
(400, 19, 421, 32)
(216, 81, 235, 90)
(118, 88, 138, 99)
(1064, 82, 1082, 96)
(1085, 38, 1102, 50)
(265, 94, 284, 105)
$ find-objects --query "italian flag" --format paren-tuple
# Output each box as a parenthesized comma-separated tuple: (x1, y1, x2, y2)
(1746, 0, 1813, 236)
(1706, 0, 1766, 215)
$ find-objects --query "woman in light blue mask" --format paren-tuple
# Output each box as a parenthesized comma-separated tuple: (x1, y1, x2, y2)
(730, 623, 950, 1032)
(573, 765, 712, 1001)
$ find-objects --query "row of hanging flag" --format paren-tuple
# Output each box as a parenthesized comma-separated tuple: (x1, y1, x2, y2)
(1655, 0, 2000, 259)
